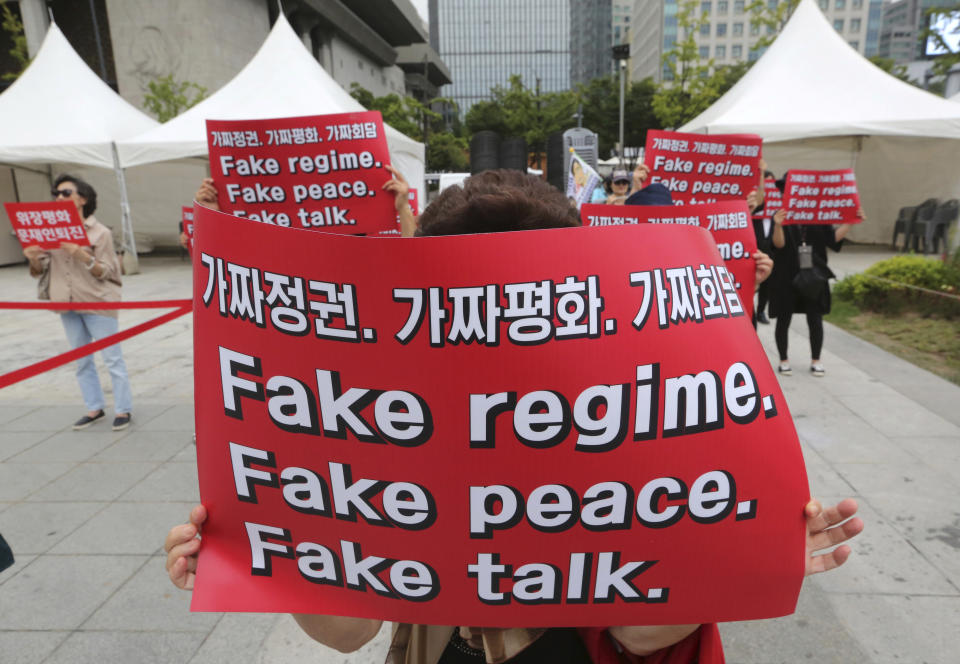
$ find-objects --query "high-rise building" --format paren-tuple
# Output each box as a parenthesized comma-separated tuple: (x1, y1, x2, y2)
(572, 0, 614, 85)
(430, 0, 571, 114)
(613, 1, 634, 45)
(878, 0, 941, 63)
(630, 0, 884, 84)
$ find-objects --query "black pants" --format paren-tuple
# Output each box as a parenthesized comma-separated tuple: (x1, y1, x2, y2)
(775, 310, 824, 361)
(757, 281, 770, 316)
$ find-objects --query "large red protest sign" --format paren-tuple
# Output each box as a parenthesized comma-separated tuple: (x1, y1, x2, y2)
(781, 169, 861, 225)
(207, 112, 394, 235)
(4, 201, 88, 249)
(755, 178, 782, 220)
(191, 205, 808, 626)
(644, 130, 762, 205)
(580, 201, 758, 320)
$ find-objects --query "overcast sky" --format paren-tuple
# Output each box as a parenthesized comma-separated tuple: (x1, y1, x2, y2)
(411, 0, 429, 28)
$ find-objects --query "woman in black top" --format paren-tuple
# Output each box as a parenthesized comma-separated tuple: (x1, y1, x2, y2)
(769, 208, 857, 377)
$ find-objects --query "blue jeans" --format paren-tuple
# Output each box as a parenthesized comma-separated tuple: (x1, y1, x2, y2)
(60, 312, 133, 414)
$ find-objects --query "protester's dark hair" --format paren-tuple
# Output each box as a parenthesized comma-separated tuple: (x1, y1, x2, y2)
(54, 174, 97, 218)
(417, 169, 580, 236)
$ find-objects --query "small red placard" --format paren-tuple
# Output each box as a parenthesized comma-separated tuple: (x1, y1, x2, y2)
(781, 169, 861, 225)
(4, 201, 89, 250)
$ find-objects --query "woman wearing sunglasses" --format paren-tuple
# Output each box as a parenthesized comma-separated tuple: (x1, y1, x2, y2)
(22, 174, 133, 431)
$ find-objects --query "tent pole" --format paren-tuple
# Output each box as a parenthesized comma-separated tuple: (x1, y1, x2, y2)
(111, 143, 139, 275)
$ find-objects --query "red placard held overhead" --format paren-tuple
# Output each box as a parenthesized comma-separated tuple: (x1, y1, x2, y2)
(581, 201, 758, 320)
(207, 112, 395, 235)
(781, 169, 861, 225)
(190, 205, 808, 626)
(644, 130, 762, 205)
(755, 178, 782, 220)
(182, 206, 195, 253)
(4, 201, 89, 249)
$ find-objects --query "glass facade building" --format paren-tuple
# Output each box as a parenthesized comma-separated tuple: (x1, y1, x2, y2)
(571, 0, 613, 86)
(430, 0, 571, 114)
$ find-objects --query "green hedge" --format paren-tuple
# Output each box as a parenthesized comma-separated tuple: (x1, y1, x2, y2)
(833, 252, 960, 317)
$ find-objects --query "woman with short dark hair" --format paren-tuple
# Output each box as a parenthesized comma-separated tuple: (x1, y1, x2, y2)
(22, 174, 133, 430)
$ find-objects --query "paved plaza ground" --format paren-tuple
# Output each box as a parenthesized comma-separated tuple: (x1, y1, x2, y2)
(0, 248, 958, 663)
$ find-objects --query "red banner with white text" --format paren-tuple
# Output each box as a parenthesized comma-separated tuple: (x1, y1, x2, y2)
(190, 205, 807, 626)
(182, 206, 195, 253)
(4, 201, 88, 249)
(781, 169, 861, 225)
(754, 178, 782, 220)
(644, 130, 763, 206)
(580, 201, 758, 320)
(207, 112, 395, 235)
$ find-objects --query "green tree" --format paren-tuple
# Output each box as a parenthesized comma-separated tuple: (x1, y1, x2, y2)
(142, 75, 208, 122)
(867, 55, 915, 84)
(919, 5, 960, 95)
(464, 74, 578, 167)
(578, 74, 661, 157)
(746, 0, 798, 51)
(1, 3, 29, 82)
(426, 132, 469, 171)
(349, 83, 442, 142)
(653, 0, 751, 128)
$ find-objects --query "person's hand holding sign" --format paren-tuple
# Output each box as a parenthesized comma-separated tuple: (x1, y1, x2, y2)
(382, 165, 416, 237)
(754, 251, 773, 285)
(631, 162, 650, 193)
(804, 499, 863, 575)
(195, 177, 220, 212)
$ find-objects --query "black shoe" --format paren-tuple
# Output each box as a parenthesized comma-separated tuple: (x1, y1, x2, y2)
(757, 311, 770, 324)
(112, 414, 132, 431)
(73, 410, 105, 430)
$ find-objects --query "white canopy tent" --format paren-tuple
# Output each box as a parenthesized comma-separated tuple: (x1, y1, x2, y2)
(117, 13, 426, 205)
(680, 0, 960, 246)
(0, 22, 159, 265)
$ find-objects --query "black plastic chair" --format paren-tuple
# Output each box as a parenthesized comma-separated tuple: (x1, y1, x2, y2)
(925, 199, 958, 255)
(891, 205, 917, 250)
(906, 198, 939, 253)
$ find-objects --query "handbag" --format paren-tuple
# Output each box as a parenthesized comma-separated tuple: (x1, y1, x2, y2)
(791, 236, 833, 301)
(36, 255, 51, 300)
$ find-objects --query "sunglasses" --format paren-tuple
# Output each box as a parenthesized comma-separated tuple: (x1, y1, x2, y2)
(52, 188, 75, 198)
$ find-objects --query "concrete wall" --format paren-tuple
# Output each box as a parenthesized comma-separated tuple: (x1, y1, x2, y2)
(104, 0, 270, 111)
(328, 34, 407, 98)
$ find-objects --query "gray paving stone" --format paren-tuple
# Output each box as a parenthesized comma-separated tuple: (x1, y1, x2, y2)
(720, 578, 872, 664)
(120, 462, 200, 503)
(92, 430, 195, 463)
(0, 501, 106, 554)
(138, 404, 197, 432)
(50, 501, 195, 555)
(84, 553, 220, 632)
(800, 446, 857, 497)
(0, 554, 147, 629)
(6, 430, 122, 464)
(28, 462, 159, 502)
(0, 631, 69, 664)
(44, 631, 206, 664)
(894, 434, 960, 470)
(0, 462, 74, 501)
(836, 393, 960, 438)
(0, 431, 50, 461)
(826, 594, 960, 664)
(187, 613, 279, 664)
(0, 404, 38, 425)
(795, 414, 918, 466)
(0, 553, 36, 587)
(4, 406, 87, 432)
(814, 500, 954, 596)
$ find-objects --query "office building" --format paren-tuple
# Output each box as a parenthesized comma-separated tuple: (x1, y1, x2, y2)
(572, 0, 613, 85)
(878, 0, 941, 63)
(613, 1, 634, 45)
(630, 0, 884, 83)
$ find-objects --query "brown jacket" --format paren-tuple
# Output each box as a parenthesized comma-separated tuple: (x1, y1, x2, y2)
(32, 215, 123, 317)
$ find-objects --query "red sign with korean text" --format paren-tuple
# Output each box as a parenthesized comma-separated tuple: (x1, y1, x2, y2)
(580, 201, 758, 321)
(190, 205, 808, 626)
(182, 206, 195, 253)
(207, 112, 395, 235)
(4, 201, 89, 250)
(754, 178, 782, 220)
(644, 130, 763, 205)
(781, 169, 861, 225)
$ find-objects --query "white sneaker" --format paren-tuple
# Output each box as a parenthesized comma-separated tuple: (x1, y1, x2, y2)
(810, 363, 825, 377)
(778, 363, 792, 376)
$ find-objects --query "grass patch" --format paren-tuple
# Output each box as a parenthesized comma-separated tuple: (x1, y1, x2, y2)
(825, 302, 960, 386)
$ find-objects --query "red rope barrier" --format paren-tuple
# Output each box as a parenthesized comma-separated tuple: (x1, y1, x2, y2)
(0, 300, 193, 389)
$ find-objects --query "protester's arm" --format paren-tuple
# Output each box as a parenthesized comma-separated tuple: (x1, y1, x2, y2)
(747, 189, 762, 215)
(23, 245, 49, 277)
(631, 163, 650, 193)
(164, 505, 383, 653)
(771, 209, 787, 249)
(383, 165, 417, 237)
(834, 208, 861, 245)
(196, 178, 220, 211)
